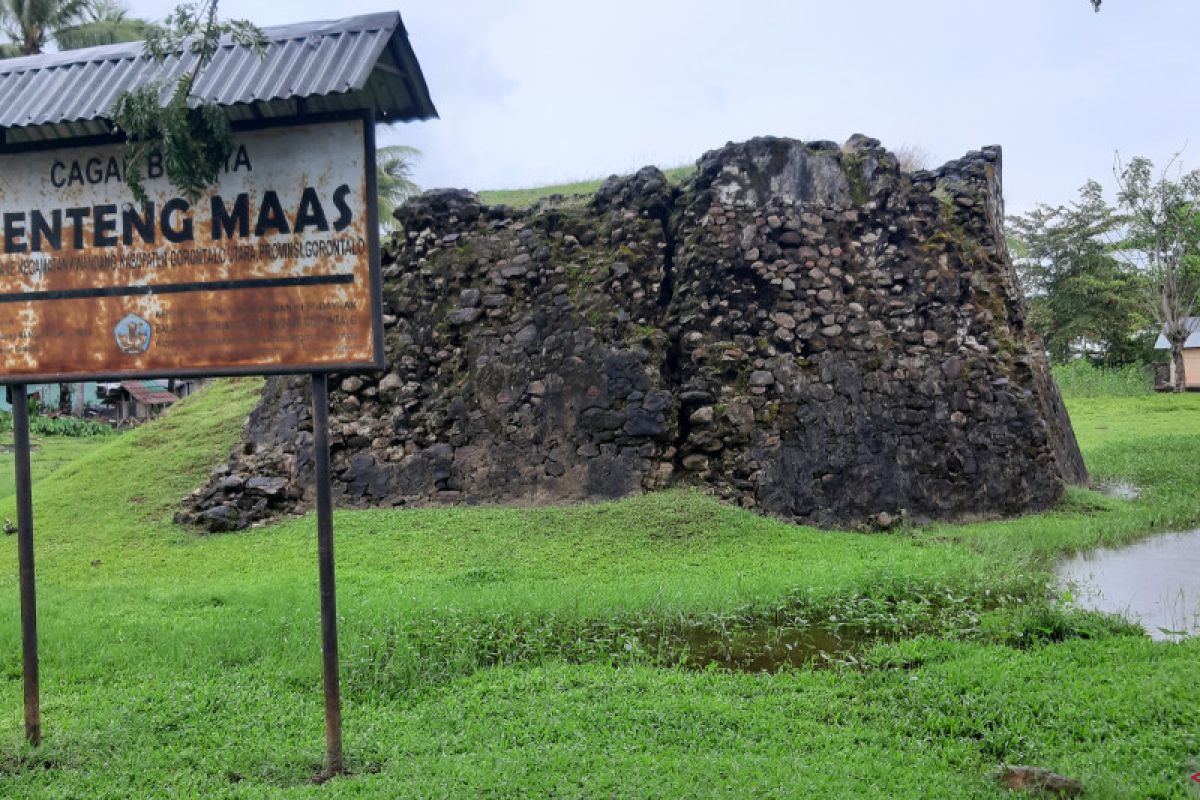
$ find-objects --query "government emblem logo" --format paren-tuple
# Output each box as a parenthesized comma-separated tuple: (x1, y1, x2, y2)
(114, 313, 152, 355)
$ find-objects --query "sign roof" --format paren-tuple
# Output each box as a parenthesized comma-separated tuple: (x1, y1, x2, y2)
(0, 12, 437, 146)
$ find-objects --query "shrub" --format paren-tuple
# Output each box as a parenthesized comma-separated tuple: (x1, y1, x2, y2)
(1, 406, 115, 437)
(1052, 360, 1153, 398)
(28, 415, 115, 437)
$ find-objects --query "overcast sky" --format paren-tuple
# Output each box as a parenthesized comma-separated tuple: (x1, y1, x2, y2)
(124, 0, 1199, 215)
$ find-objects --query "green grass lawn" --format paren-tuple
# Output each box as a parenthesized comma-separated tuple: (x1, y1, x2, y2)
(0, 435, 110, 502)
(0, 381, 1197, 798)
(478, 165, 695, 209)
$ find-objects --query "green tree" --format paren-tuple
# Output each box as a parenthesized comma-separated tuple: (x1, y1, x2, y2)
(376, 144, 421, 230)
(1113, 154, 1200, 392)
(1009, 181, 1152, 367)
(0, 0, 144, 57)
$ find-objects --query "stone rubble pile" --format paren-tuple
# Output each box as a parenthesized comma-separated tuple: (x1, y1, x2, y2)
(179, 134, 1086, 532)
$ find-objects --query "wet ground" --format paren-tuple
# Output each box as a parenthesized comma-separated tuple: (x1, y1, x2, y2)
(1056, 529, 1200, 641)
(1096, 479, 1141, 501)
(643, 624, 866, 672)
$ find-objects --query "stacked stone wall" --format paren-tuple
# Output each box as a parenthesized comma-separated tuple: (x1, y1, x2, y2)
(182, 134, 1086, 532)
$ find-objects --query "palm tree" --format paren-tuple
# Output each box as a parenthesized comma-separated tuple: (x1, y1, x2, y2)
(0, 0, 146, 58)
(52, 0, 147, 50)
(377, 145, 421, 230)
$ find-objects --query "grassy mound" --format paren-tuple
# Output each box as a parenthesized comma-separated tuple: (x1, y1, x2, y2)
(478, 165, 694, 209)
(0, 381, 1197, 797)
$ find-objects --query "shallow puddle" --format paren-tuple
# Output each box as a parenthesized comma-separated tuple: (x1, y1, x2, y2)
(641, 624, 867, 672)
(1056, 529, 1200, 641)
(1097, 480, 1141, 501)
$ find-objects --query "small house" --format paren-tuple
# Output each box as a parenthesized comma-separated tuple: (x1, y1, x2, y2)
(1153, 318, 1200, 389)
(99, 381, 182, 422)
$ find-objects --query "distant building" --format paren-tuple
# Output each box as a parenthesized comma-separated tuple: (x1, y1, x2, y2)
(97, 380, 204, 422)
(1153, 318, 1200, 389)
(0, 383, 101, 414)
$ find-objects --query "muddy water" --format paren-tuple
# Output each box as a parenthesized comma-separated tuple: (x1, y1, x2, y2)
(641, 624, 869, 672)
(1056, 529, 1200, 641)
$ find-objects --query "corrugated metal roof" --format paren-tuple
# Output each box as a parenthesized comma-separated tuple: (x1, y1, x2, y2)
(0, 11, 437, 145)
(1154, 318, 1200, 349)
(120, 380, 177, 405)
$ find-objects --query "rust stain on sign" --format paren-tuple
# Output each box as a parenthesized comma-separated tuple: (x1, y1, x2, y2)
(0, 117, 380, 381)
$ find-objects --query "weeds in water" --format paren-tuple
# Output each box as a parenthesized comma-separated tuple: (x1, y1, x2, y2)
(342, 579, 1133, 696)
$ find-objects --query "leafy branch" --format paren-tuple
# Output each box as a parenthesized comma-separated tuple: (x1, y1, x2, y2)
(111, 1, 265, 205)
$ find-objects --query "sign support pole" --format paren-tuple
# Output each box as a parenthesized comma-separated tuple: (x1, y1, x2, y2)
(310, 373, 344, 776)
(11, 384, 41, 747)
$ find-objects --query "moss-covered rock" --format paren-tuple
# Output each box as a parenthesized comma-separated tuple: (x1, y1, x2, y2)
(183, 136, 1086, 530)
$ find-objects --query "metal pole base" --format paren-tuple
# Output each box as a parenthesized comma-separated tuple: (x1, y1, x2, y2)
(311, 373, 344, 776)
(11, 384, 41, 746)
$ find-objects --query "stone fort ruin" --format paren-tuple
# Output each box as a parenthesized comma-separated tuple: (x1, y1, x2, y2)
(183, 134, 1087, 531)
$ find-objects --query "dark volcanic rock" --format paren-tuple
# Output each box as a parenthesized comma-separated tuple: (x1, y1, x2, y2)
(246, 476, 287, 496)
(187, 135, 1086, 529)
(200, 504, 243, 533)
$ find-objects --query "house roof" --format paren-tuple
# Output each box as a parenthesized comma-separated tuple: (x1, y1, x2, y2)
(120, 380, 177, 405)
(0, 12, 437, 146)
(1153, 317, 1200, 349)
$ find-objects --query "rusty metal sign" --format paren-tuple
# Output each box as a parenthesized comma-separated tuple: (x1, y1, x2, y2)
(0, 115, 382, 382)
